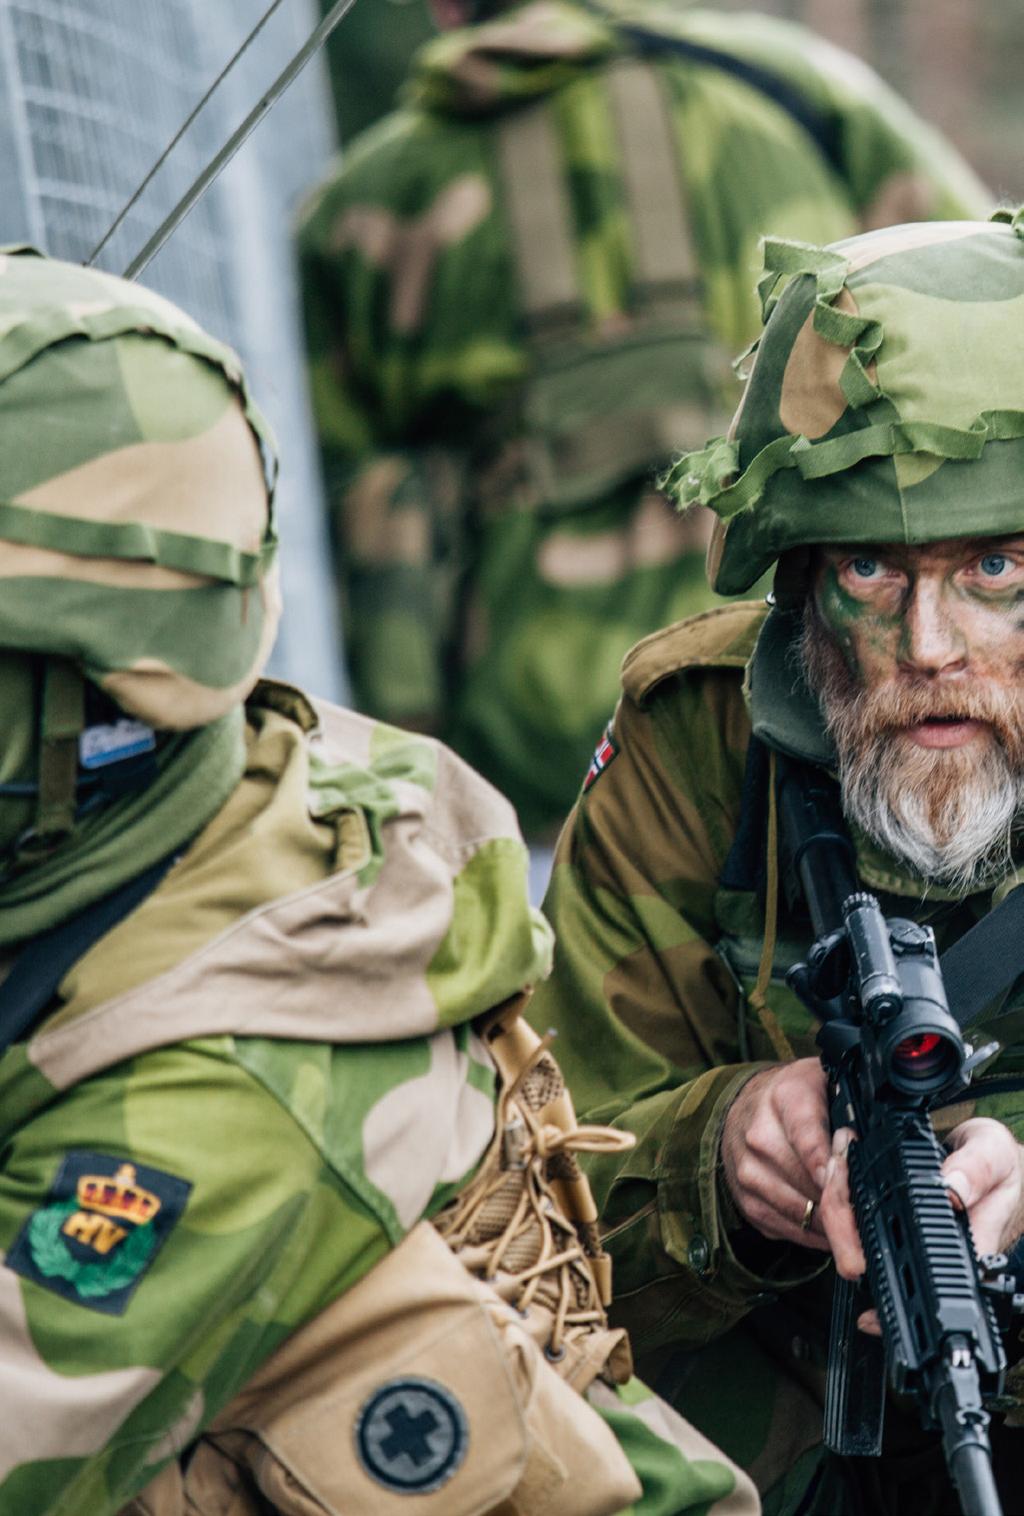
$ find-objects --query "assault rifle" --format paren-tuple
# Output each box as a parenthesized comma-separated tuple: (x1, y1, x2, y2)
(776, 752, 1023, 1516)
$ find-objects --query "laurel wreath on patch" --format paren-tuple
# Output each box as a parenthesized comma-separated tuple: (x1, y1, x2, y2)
(28, 1197, 157, 1298)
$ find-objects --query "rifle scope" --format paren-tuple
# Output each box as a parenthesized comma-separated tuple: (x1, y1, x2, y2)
(842, 896, 966, 1100)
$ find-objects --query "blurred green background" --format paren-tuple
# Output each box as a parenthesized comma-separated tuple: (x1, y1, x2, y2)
(320, 0, 1022, 200)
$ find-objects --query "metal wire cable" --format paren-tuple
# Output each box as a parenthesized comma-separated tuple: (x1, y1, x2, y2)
(86, 0, 290, 267)
(121, 0, 359, 280)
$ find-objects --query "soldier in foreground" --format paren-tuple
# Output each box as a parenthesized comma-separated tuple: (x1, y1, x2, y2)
(529, 210, 1024, 1514)
(298, 0, 987, 841)
(0, 248, 758, 1515)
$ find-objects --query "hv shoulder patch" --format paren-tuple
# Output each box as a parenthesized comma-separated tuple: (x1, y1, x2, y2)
(7, 1150, 191, 1316)
(621, 601, 768, 706)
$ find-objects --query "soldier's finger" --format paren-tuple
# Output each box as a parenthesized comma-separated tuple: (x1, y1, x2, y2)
(819, 1129, 866, 1278)
(777, 1082, 831, 1191)
(856, 1309, 881, 1337)
(735, 1163, 832, 1250)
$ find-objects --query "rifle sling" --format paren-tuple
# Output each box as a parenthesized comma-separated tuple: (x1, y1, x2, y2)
(937, 882, 1024, 1032)
(755, 738, 1024, 1038)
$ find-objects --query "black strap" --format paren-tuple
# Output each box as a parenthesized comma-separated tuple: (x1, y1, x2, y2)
(735, 741, 1024, 1034)
(938, 885, 1024, 1032)
(0, 852, 178, 1057)
(606, 20, 846, 178)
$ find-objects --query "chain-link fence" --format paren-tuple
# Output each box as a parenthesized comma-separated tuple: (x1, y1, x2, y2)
(0, 0, 346, 701)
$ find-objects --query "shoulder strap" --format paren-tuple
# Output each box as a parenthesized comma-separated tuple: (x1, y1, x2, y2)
(938, 886, 1024, 1032)
(603, 58, 700, 325)
(496, 55, 702, 342)
(606, 19, 845, 179)
(0, 851, 177, 1057)
(495, 101, 583, 339)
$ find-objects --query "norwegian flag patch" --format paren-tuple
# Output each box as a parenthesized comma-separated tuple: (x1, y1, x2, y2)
(583, 721, 619, 793)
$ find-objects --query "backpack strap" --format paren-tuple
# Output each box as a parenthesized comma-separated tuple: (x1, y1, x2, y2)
(495, 101, 583, 340)
(606, 18, 845, 178)
(604, 57, 700, 326)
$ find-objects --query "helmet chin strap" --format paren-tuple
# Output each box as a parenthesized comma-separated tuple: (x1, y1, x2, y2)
(33, 658, 85, 847)
(0, 660, 158, 874)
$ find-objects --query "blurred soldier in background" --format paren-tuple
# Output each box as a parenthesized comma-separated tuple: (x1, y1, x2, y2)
(0, 249, 757, 1516)
(298, 0, 987, 841)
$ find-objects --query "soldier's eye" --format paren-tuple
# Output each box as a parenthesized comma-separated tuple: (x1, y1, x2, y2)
(851, 557, 881, 579)
(979, 553, 1009, 577)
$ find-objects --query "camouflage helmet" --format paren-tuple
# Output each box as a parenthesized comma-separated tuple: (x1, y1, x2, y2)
(666, 208, 1024, 597)
(0, 247, 279, 843)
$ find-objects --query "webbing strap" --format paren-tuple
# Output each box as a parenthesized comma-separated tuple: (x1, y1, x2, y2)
(495, 103, 581, 327)
(604, 58, 698, 307)
(35, 659, 85, 840)
(608, 20, 845, 179)
(939, 885, 1024, 1031)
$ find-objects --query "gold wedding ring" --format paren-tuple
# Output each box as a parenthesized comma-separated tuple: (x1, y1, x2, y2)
(800, 1198, 815, 1232)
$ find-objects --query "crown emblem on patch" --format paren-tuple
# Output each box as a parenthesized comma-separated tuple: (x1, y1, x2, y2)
(77, 1164, 161, 1226)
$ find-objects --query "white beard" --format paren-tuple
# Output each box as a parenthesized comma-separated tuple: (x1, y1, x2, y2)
(838, 735, 1024, 894)
(799, 608, 1024, 894)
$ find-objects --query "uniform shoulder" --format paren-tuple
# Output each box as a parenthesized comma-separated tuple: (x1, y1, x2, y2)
(621, 601, 767, 705)
(295, 107, 442, 236)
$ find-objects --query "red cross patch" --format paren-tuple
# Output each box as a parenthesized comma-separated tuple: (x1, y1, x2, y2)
(583, 722, 619, 793)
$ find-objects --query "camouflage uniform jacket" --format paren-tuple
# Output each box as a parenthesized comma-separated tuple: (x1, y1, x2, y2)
(297, 0, 987, 835)
(0, 680, 552, 1513)
(530, 601, 1024, 1510)
(0, 679, 765, 1516)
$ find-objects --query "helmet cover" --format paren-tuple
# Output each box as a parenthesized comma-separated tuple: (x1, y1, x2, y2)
(0, 247, 280, 728)
(665, 208, 1024, 594)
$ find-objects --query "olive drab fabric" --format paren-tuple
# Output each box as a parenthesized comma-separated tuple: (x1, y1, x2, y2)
(529, 601, 1024, 1513)
(669, 210, 1024, 595)
(297, 0, 988, 835)
(529, 220, 1024, 1513)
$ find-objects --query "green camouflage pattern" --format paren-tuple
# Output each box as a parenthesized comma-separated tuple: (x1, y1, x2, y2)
(297, 0, 987, 834)
(318, 0, 433, 144)
(0, 247, 279, 730)
(669, 209, 1024, 594)
(0, 682, 748, 1515)
(0, 682, 526, 1511)
(529, 600, 1024, 1512)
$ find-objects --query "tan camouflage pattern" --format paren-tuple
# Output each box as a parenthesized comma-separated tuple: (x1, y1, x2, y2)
(0, 679, 758, 1514)
(0, 247, 278, 729)
(0, 684, 551, 1511)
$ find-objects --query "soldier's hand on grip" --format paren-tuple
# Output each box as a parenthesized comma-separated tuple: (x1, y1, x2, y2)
(721, 1057, 832, 1250)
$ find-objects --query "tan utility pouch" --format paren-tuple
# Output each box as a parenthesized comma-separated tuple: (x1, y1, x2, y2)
(128, 1221, 639, 1516)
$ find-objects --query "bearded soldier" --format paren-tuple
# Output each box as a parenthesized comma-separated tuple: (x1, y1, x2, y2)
(529, 210, 1024, 1514)
(297, 0, 988, 841)
(0, 249, 759, 1516)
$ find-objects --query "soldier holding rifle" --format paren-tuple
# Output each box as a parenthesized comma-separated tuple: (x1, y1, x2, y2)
(531, 211, 1024, 1515)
